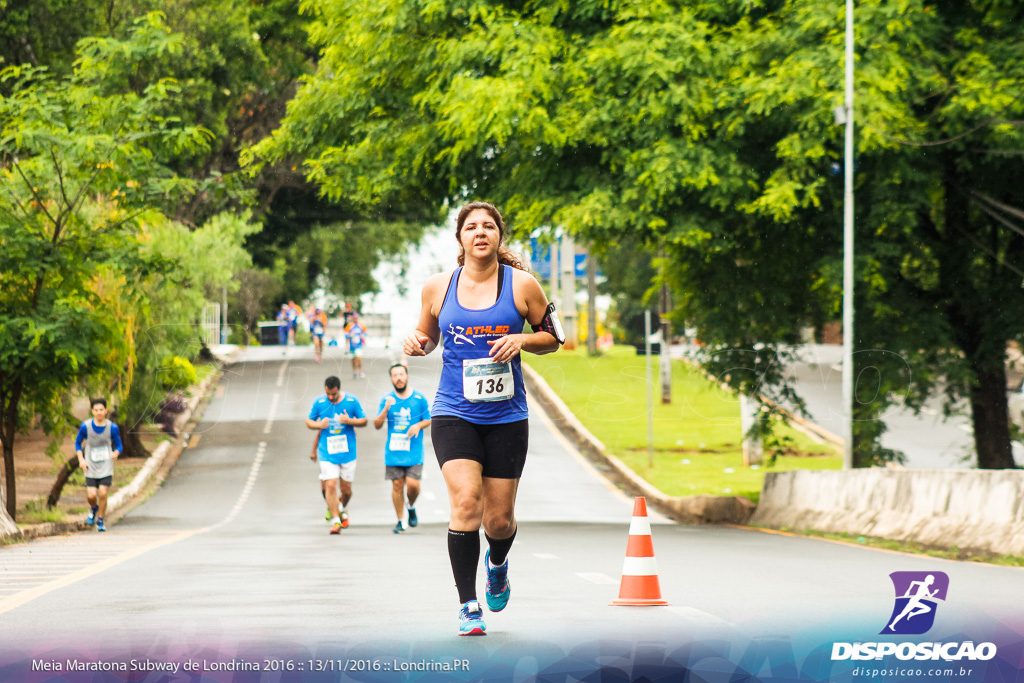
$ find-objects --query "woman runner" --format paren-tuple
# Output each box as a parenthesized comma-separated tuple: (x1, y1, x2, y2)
(403, 201, 561, 636)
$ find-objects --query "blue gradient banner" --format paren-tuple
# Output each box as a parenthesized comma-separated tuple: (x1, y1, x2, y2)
(2, 611, 1022, 682)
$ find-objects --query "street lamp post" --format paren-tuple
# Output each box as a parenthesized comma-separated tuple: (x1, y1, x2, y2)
(841, 0, 855, 469)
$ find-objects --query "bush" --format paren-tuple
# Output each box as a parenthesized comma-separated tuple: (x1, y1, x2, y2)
(158, 355, 198, 391)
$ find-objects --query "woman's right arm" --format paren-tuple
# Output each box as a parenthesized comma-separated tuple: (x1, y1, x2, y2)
(403, 272, 446, 356)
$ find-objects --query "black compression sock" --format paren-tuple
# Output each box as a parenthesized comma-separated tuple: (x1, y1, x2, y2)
(485, 526, 517, 567)
(448, 529, 481, 604)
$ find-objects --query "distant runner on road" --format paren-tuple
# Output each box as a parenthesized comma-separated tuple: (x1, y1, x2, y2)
(347, 314, 367, 379)
(373, 361, 432, 534)
(403, 201, 562, 636)
(310, 307, 328, 363)
(75, 398, 123, 533)
(305, 376, 367, 535)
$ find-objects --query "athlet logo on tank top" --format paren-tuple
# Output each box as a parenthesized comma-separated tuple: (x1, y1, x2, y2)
(447, 323, 511, 345)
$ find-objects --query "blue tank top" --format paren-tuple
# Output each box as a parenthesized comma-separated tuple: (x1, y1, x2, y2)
(433, 265, 528, 424)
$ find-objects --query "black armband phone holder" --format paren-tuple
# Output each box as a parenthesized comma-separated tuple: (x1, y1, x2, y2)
(533, 302, 566, 345)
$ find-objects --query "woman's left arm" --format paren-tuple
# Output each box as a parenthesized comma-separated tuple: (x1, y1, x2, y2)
(516, 272, 559, 355)
(488, 271, 560, 361)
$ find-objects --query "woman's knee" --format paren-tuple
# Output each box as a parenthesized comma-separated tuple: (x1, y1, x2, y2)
(450, 493, 483, 522)
(482, 509, 515, 536)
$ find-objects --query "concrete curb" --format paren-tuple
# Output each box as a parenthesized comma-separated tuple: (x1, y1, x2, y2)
(6, 368, 221, 542)
(522, 362, 756, 525)
(753, 468, 1024, 557)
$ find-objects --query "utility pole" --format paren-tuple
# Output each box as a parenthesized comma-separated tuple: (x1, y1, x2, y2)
(587, 245, 598, 355)
(222, 285, 228, 345)
(659, 251, 672, 404)
(560, 231, 577, 349)
(740, 394, 763, 467)
(645, 310, 654, 467)
(841, 0, 855, 469)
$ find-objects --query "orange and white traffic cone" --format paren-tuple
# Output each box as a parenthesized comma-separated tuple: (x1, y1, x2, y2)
(611, 497, 669, 606)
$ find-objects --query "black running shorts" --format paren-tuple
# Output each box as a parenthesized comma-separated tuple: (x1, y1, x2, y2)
(431, 416, 529, 479)
(85, 476, 113, 487)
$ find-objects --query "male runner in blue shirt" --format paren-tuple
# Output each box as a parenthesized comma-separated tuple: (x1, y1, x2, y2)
(75, 398, 123, 532)
(306, 376, 367, 534)
(373, 362, 431, 534)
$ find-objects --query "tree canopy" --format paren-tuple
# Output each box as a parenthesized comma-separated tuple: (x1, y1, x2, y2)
(260, 0, 1024, 468)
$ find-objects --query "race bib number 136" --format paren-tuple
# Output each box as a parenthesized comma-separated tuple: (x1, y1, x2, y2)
(462, 358, 514, 403)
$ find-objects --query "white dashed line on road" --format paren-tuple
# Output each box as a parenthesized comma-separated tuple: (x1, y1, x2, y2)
(263, 393, 280, 434)
(576, 572, 618, 585)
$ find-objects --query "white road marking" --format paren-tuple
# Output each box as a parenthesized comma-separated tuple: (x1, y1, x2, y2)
(263, 393, 280, 434)
(667, 606, 733, 627)
(276, 360, 290, 387)
(211, 441, 267, 529)
(0, 441, 270, 614)
(576, 572, 618, 585)
(533, 553, 560, 560)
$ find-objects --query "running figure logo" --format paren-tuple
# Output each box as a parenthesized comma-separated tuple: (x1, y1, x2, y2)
(448, 324, 475, 346)
(881, 571, 949, 635)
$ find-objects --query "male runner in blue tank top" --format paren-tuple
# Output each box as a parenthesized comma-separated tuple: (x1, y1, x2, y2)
(403, 201, 562, 636)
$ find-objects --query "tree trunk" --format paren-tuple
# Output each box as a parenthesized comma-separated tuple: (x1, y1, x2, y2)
(0, 486, 18, 538)
(1, 437, 14, 520)
(1, 378, 23, 519)
(971, 362, 1016, 469)
(47, 455, 80, 508)
(119, 420, 150, 459)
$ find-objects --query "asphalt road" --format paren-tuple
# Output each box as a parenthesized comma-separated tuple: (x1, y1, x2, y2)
(2, 345, 1023, 677)
(673, 343, 1024, 469)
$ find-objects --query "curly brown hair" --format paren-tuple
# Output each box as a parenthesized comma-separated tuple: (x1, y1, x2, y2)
(455, 202, 527, 271)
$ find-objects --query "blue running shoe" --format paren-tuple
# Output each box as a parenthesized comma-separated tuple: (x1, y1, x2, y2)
(393, 520, 405, 534)
(407, 507, 418, 528)
(85, 508, 97, 526)
(96, 519, 107, 532)
(458, 600, 486, 636)
(484, 549, 510, 612)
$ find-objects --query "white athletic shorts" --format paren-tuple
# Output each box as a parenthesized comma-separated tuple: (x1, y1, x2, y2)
(319, 460, 356, 482)
(351, 347, 363, 358)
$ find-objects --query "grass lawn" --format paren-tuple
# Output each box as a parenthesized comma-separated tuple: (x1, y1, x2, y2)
(526, 345, 840, 503)
(193, 362, 218, 384)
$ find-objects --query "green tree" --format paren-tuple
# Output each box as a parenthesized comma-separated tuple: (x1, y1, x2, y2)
(0, 13, 209, 520)
(110, 211, 258, 462)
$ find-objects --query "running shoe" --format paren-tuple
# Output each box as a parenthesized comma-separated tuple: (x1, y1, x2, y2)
(393, 520, 405, 534)
(329, 522, 343, 535)
(340, 510, 350, 529)
(458, 600, 487, 636)
(407, 508, 418, 527)
(96, 519, 107, 533)
(324, 509, 330, 522)
(85, 509, 97, 526)
(484, 549, 510, 612)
